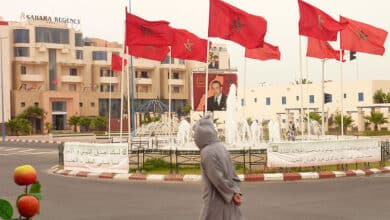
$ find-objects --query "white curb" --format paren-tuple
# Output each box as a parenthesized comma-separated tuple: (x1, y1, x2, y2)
(369, 168, 381, 174)
(264, 173, 284, 181)
(300, 172, 319, 180)
(146, 174, 165, 181)
(113, 173, 131, 181)
(183, 175, 202, 182)
(353, 170, 366, 176)
(333, 171, 347, 178)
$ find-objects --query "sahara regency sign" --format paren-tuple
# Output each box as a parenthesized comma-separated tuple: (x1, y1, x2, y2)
(21, 12, 81, 25)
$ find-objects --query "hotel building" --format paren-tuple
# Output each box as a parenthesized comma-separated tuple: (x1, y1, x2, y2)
(0, 16, 233, 132)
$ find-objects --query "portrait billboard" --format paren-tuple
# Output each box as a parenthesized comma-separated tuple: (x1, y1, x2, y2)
(192, 72, 238, 112)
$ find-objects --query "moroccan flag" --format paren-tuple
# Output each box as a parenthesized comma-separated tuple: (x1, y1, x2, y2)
(111, 54, 127, 72)
(340, 16, 388, 56)
(128, 45, 169, 62)
(125, 12, 173, 46)
(306, 37, 343, 61)
(171, 29, 208, 63)
(245, 42, 281, 61)
(298, 0, 346, 41)
(208, 0, 267, 49)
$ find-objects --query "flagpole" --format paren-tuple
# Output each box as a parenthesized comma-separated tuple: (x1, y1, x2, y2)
(243, 57, 247, 118)
(119, 21, 126, 143)
(340, 49, 344, 136)
(129, 0, 135, 139)
(168, 47, 172, 147)
(298, 36, 304, 141)
(108, 66, 112, 140)
(305, 56, 310, 139)
(204, 39, 210, 115)
(126, 46, 131, 143)
(321, 59, 325, 136)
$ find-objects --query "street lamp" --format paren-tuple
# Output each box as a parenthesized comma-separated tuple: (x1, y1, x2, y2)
(0, 35, 8, 141)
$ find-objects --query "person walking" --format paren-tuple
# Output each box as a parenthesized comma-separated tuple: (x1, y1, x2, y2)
(193, 116, 244, 220)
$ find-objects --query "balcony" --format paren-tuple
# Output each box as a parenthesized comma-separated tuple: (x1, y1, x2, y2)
(61, 75, 82, 83)
(20, 74, 44, 82)
(168, 79, 185, 85)
(100, 76, 119, 84)
(135, 78, 153, 85)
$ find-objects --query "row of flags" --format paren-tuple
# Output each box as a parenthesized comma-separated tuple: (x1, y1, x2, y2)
(112, 0, 388, 71)
(299, 0, 388, 62)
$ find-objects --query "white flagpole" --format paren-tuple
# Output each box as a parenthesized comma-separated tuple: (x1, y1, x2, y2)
(321, 59, 325, 136)
(340, 49, 344, 136)
(119, 22, 126, 143)
(126, 46, 131, 143)
(204, 39, 210, 114)
(168, 48, 172, 146)
(305, 57, 310, 139)
(298, 36, 304, 141)
(108, 66, 112, 140)
(243, 57, 247, 118)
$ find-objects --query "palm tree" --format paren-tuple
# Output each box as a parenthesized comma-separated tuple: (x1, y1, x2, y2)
(68, 116, 80, 132)
(334, 114, 354, 134)
(373, 89, 387, 103)
(19, 106, 45, 134)
(294, 78, 312, 85)
(364, 111, 388, 131)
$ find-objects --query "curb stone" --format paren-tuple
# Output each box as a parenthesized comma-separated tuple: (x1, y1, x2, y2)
(49, 166, 390, 183)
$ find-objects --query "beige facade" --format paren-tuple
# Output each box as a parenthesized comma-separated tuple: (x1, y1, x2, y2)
(239, 80, 390, 132)
(0, 20, 11, 123)
(0, 17, 232, 132)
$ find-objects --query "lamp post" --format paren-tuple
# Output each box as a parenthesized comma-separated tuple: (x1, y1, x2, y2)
(0, 35, 7, 141)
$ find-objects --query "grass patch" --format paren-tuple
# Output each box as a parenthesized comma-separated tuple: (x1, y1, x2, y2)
(129, 159, 390, 175)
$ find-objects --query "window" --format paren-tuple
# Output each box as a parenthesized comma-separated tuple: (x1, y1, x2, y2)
(79, 102, 83, 107)
(68, 84, 77, 91)
(14, 29, 29, 43)
(172, 86, 181, 94)
(14, 47, 29, 57)
(35, 27, 69, 44)
(309, 95, 315, 104)
(91, 102, 95, 107)
(21, 102, 26, 107)
(70, 68, 78, 76)
(179, 59, 185, 65)
(34, 102, 39, 107)
(99, 99, 121, 118)
(241, 99, 245, 106)
(92, 51, 107, 60)
(172, 72, 180, 79)
(52, 102, 66, 112)
(141, 71, 149, 78)
(282, 96, 287, 105)
(296, 96, 299, 101)
(21, 66, 27, 75)
(161, 56, 174, 64)
(344, 93, 347, 99)
(358, 92, 364, 102)
(254, 98, 257, 103)
(266, 97, 271, 106)
(76, 50, 83, 60)
(100, 68, 113, 77)
(324, 93, 332, 103)
(75, 33, 83, 47)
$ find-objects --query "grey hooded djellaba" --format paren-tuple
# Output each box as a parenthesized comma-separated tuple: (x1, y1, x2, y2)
(193, 117, 244, 220)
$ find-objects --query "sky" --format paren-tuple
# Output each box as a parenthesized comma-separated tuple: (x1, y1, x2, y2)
(1, 0, 389, 87)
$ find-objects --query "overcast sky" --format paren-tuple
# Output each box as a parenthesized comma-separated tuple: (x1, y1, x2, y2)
(1, 0, 389, 87)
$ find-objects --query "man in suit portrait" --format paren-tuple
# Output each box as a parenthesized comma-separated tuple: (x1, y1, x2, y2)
(207, 80, 227, 111)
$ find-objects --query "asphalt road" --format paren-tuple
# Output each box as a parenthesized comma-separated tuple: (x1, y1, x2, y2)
(1, 142, 390, 220)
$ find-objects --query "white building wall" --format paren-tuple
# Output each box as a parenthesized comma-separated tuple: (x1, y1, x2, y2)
(0, 22, 11, 122)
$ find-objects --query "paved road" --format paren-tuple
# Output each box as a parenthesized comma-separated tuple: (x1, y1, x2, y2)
(1, 142, 390, 220)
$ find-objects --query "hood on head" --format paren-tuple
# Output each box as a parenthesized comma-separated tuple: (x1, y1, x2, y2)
(192, 116, 219, 150)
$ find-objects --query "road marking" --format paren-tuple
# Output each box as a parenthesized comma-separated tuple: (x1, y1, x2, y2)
(0, 147, 57, 156)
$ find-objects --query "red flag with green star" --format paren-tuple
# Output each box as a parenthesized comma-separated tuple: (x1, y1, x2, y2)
(171, 29, 208, 63)
(128, 45, 170, 61)
(306, 37, 344, 61)
(208, 0, 267, 49)
(340, 16, 388, 56)
(125, 12, 173, 46)
(298, 0, 346, 41)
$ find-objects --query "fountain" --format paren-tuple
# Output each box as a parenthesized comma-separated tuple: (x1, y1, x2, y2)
(224, 84, 239, 146)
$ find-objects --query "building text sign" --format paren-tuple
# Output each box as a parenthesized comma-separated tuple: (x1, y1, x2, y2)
(267, 139, 380, 168)
(64, 142, 129, 173)
(21, 12, 81, 25)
